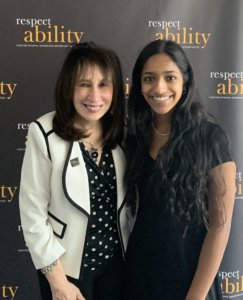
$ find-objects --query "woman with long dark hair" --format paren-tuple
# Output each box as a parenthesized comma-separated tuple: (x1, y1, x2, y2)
(19, 42, 129, 300)
(124, 40, 236, 300)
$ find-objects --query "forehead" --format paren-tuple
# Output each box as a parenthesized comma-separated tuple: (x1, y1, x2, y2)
(142, 53, 181, 74)
(77, 63, 112, 79)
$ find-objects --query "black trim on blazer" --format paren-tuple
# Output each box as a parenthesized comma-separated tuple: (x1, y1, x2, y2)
(117, 197, 126, 258)
(35, 121, 53, 161)
(118, 142, 125, 152)
(48, 211, 67, 239)
(62, 141, 90, 217)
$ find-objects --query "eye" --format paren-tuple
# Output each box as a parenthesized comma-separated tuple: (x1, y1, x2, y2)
(99, 80, 112, 88)
(142, 75, 155, 83)
(77, 81, 90, 87)
(166, 75, 177, 81)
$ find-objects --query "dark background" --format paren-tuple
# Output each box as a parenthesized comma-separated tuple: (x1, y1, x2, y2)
(0, 0, 242, 299)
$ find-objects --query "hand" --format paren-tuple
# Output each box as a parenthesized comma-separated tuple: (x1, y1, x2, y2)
(44, 259, 86, 299)
(50, 281, 85, 300)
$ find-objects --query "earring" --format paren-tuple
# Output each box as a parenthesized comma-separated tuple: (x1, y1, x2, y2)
(109, 106, 114, 115)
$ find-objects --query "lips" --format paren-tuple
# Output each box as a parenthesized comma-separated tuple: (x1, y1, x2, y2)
(84, 104, 103, 113)
(150, 95, 171, 102)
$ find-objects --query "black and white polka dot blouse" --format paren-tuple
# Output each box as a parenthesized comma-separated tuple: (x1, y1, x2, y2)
(80, 143, 121, 272)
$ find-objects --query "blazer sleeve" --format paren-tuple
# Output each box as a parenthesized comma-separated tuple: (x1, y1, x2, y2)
(19, 122, 65, 269)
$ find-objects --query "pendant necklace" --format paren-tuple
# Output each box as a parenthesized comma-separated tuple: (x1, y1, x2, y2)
(151, 121, 170, 136)
(81, 140, 99, 162)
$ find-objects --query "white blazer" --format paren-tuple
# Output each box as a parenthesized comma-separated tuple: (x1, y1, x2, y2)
(19, 111, 130, 279)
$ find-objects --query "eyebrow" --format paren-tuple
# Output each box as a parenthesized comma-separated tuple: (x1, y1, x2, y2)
(142, 70, 178, 75)
(76, 77, 112, 82)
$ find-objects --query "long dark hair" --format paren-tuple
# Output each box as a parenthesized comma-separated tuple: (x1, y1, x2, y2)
(53, 41, 125, 148)
(125, 40, 224, 227)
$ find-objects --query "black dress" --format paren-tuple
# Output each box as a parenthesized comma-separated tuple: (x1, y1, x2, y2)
(124, 122, 233, 300)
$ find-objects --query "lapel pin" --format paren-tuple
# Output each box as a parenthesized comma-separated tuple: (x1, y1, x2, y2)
(70, 157, 80, 167)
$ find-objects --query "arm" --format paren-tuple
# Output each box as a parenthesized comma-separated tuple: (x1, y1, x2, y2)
(19, 122, 65, 268)
(20, 123, 85, 299)
(44, 260, 85, 300)
(186, 161, 236, 300)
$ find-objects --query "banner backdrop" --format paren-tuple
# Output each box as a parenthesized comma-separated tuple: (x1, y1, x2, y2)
(0, 0, 242, 299)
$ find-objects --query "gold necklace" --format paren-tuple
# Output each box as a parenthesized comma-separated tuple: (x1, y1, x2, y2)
(151, 121, 170, 136)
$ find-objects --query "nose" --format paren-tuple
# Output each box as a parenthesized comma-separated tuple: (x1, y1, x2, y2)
(88, 86, 101, 101)
(154, 77, 167, 94)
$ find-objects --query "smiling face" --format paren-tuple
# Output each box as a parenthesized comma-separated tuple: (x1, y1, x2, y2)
(73, 64, 113, 129)
(141, 53, 184, 117)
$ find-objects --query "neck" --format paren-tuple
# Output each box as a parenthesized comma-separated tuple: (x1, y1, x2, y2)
(153, 115, 171, 135)
(74, 119, 103, 145)
(74, 114, 101, 130)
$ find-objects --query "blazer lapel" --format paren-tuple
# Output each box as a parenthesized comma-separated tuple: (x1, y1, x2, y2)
(112, 146, 126, 210)
(62, 141, 90, 216)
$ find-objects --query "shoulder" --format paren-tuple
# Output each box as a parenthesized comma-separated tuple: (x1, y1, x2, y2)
(185, 120, 229, 149)
(27, 111, 56, 154)
(201, 120, 230, 147)
(34, 111, 55, 133)
(201, 121, 233, 167)
(27, 111, 68, 161)
(203, 120, 226, 135)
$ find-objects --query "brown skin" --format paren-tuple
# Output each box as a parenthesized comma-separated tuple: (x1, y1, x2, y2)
(142, 53, 236, 300)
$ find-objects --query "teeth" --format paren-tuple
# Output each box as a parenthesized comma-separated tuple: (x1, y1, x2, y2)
(85, 104, 101, 107)
(152, 96, 170, 101)
(84, 104, 102, 112)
